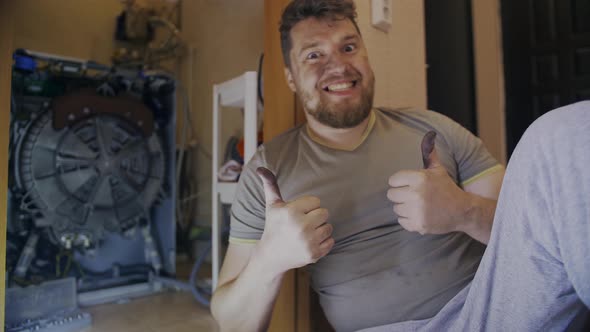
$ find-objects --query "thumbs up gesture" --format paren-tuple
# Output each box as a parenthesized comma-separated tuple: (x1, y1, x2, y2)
(256, 167, 335, 274)
(387, 131, 469, 235)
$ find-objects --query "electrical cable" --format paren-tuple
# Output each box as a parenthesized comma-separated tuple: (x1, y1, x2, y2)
(189, 242, 212, 306)
(152, 224, 229, 308)
(183, 204, 232, 307)
(179, 56, 267, 306)
(146, 17, 182, 58)
(164, 51, 267, 308)
(174, 118, 212, 306)
(175, 83, 192, 231)
(149, 75, 214, 306)
(179, 190, 210, 204)
(150, 242, 212, 307)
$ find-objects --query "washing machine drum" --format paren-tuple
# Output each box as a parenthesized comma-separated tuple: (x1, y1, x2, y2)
(15, 93, 166, 248)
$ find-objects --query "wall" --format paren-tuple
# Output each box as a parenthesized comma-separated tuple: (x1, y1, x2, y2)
(358, 0, 506, 163)
(180, 0, 264, 227)
(472, 0, 506, 164)
(9, 1, 121, 63)
(355, 0, 428, 110)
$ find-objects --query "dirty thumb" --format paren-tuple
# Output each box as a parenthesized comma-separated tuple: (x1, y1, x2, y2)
(421, 131, 441, 169)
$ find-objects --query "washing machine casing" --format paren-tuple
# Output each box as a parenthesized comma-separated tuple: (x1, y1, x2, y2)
(7, 50, 176, 294)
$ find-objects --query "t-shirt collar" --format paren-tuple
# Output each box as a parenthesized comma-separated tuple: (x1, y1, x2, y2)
(306, 109, 376, 151)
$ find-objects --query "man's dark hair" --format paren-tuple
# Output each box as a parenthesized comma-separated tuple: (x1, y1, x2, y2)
(279, 0, 360, 68)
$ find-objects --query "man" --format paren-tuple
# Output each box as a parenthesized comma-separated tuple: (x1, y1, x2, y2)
(210, 1, 504, 331)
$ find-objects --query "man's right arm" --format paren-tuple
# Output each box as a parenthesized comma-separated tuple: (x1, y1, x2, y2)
(210, 242, 284, 332)
(210, 167, 334, 332)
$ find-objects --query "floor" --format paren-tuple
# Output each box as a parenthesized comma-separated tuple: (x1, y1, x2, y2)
(82, 258, 218, 332)
(83, 291, 218, 332)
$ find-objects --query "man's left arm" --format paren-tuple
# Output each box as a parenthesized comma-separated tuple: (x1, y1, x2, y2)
(457, 166, 505, 244)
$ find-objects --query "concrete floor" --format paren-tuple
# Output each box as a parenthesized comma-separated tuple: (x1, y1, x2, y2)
(83, 290, 217, 332)
(82, 258, 218, 332)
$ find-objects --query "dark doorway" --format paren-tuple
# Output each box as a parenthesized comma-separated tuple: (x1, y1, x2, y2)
(425, 0, 477, 134)
(501, 0, 590, 157)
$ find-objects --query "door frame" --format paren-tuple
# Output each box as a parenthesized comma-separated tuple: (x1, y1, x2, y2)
(472, 0, 507, 164)
(425, 0, 478, 134)
(0, 1, 15, 330)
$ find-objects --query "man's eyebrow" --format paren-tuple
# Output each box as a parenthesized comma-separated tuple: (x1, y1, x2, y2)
(299, 41, 320, 56)
(341, 34, 359, 43)
(297, 34, 360, 56)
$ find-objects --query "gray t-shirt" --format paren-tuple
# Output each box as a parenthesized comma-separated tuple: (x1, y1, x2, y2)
(230, 108, 500, 331)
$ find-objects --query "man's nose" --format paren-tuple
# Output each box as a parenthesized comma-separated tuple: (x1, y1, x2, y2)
(324, 52, 348, 74)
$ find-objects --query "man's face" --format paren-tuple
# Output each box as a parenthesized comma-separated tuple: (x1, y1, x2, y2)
(285, 17, 375, 129)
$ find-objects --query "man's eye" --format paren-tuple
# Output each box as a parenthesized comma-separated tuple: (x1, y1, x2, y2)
(306, 52, 320, 60)
(344, 44, 356, 52)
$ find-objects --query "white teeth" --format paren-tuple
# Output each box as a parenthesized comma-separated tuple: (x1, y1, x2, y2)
(327, 82, 353, 91)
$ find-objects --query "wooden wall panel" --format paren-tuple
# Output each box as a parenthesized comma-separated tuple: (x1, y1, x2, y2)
(264, 0, 296, 141)
(0, 2, 15, 330)
(263, 0, 307, 331)
(472, 0, 507, 164)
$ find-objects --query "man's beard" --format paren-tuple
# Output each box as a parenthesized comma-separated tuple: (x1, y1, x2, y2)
(301, 77, 375, 129)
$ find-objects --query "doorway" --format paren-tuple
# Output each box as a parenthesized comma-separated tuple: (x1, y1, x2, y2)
(425, 0, 477, 134)
(501, 0, 590, 157)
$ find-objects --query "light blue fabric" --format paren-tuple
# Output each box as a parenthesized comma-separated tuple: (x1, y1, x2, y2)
(360, 101, 590, 332)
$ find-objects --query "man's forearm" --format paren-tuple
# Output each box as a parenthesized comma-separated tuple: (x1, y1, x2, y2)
(457, 193, 497, 245)
(211, 248, 285, 332)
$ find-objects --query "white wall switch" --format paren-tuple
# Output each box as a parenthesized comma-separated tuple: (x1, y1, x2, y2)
(371, 0, 392, 32)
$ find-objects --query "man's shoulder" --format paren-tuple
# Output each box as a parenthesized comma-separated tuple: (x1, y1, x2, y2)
(376, 107, 456, 125)
(374, 107, 461, 139)
(261, 124, 305, 151)
(374, 107, 482, 158)
(252, 124, 305, 167)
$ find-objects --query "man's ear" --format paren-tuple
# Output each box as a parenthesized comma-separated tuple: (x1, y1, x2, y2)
(284, 67, 297, 92)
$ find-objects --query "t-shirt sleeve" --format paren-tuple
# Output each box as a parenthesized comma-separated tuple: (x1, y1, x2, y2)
(228, 147, 267, 243)
(425, 111, 501, 186)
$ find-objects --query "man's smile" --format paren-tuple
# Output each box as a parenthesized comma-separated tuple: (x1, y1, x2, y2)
(323, 80, 358, 92)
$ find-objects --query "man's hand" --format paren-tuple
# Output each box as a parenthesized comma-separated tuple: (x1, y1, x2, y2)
(387, 131, 470, 235)
(256, 167, 335, 274)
